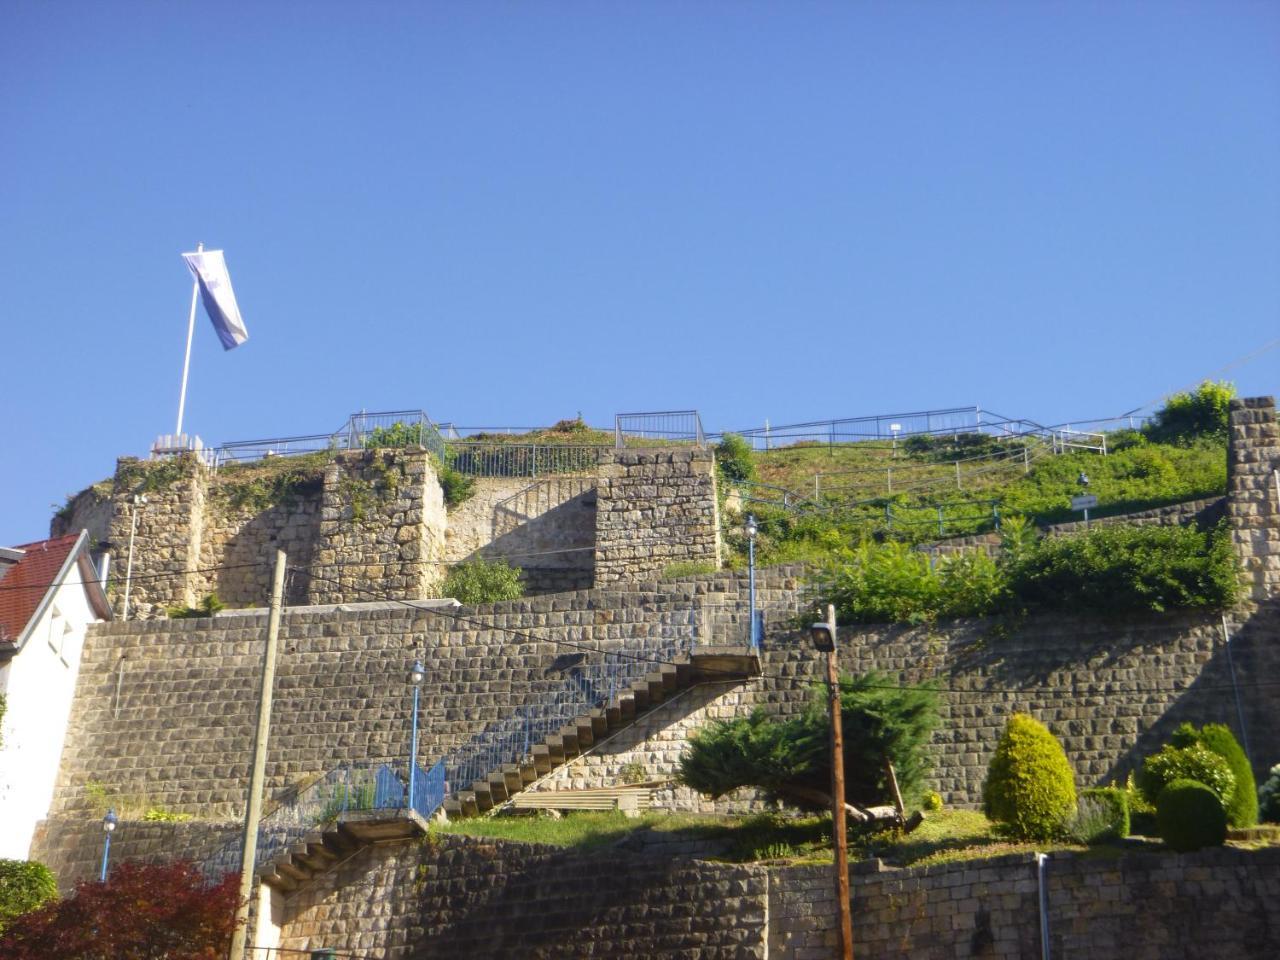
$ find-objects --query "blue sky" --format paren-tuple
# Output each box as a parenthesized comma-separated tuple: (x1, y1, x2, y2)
(2, 2, 1277, 544)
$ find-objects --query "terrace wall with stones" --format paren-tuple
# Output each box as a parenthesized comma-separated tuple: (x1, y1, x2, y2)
(769, 846, 1280, 959)
(443, 474, 597, 594)
(44, 569, 802, 827)
(594, 448, 721, 584)
(275, 833, 770, 959)
(524, 601, 1280, 808)
(78, 445, 719, 614)
(1228, 396, 1280, 604)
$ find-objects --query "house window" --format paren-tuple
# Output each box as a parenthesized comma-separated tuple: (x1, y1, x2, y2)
(47, 606, 73, 666)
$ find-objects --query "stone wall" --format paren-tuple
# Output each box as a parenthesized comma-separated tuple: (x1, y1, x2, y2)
(30, 817, 237, 894)
(276, 834, 769, 959)
(769, 846, 1280, 959)
(195, 497, 322, 608)
(49, 482, 113, 545)
(306, 450, 447, 604)
(594, 449, 721, 584)
(444, 474, 597, 592)
(45, 570, 797, 824)
(1228, 396, 1280, 604)
(43, 562, 1280, 835)
(524, 603, 1280, 808)
(105, 455, 208, 618)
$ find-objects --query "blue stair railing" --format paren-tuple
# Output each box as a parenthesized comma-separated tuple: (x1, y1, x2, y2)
(205, 607, 703, 881)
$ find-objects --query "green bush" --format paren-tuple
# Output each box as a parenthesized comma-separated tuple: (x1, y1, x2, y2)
(440, 558, 524, 605)
(1005, 523, 1238, 615)
(661, 560, 718, 580)
(982, 714, 1077, 840)
(1259, 763, 1280, 823)
(1067, 787, 1129, 843)
(1139, 743, 1236, 810)
(1156, 779, 1228, 852)
(715, 434, 756, 485)
(1144, 381, 1235, 446)
(816, 540, 1005, 625)
(167, 594, 225, 620)
(1169, 723, 1257, 827)
(0, 859, 57, 934)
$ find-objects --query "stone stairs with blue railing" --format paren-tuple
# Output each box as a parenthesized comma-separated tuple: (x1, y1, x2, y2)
(205, 610, 763, 897)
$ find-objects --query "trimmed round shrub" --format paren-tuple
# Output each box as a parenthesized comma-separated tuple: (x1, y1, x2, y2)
(983, 714, 1077, 840)
(1156, 779, 1227, 852)
(1170, 723, 1257, 828)
(1139, 743, 1235, 809)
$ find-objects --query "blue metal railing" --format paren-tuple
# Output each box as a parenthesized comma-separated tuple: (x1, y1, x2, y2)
(441, 624, 695, 794)
(204, 612, 703, 880)
(203, 758, 446, 880)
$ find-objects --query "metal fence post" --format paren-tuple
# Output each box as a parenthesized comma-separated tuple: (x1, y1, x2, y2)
(938, 505, 945, 538)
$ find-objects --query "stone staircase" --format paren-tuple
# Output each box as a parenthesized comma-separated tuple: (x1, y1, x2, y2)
(443, 646, 758, 818)
(251, 643, 761, 896)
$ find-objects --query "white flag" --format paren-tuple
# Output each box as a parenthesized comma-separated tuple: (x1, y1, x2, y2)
(181, 249, 249, 350)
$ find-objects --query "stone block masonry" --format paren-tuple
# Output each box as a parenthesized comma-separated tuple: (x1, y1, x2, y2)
(276, 833, 769, 959)
(306, 449, 447, 604)
(594, 448, 721, 584)
(1228, 396, 1280, 604)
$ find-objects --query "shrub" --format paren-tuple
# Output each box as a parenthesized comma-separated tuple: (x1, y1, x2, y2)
(1005, 522, 1238, 615)
(817, 540, 1005, 625)
(1144, 380, 1235, 446)
(440, 558, 524, 605)
(1120, 771, 1158, 836)
(0, 860, 57, 935)
(678, 672, 940, 810)
(922, 791, 943, 812)
(0, 860, 239, 958)
(1169, 723, 1257, 827)
(167, 594, 225, 620)
(1139, 743, 1236, 810)
(715, 434, 756, 485)
(1259, 764, 1280, 823)
(982, 714, 1077, 840)
(1156, 779, 1228, 852)
(1067, 787, 1129, 843)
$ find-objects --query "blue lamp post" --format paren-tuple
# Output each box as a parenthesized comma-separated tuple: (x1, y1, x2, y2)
(100, 808, 118, 882)
(746, 514, 759, 649)
(407, 659, 425, 812)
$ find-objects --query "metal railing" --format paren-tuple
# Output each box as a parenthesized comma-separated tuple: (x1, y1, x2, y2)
(615, 410, 705, 449)
(720, 407, 1044, 451)
(443, 615, 697, 795)
(341, 410, 448, 461)
(203, 758, 446, 880)
(447, 442, 610, 478)
(1051, 428, 1107, 455)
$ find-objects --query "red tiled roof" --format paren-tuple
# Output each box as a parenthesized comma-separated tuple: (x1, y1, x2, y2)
(0, 533, 81, 646)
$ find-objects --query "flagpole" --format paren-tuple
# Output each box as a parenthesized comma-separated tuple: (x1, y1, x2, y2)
(175, 240, 203, 437)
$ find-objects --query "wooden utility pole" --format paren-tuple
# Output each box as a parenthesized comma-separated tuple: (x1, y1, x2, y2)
(825, 603, 854, 960)
(228, 549, 287, 960)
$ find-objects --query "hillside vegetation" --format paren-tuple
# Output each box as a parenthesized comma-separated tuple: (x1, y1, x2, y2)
(722, 384, 1234, 567)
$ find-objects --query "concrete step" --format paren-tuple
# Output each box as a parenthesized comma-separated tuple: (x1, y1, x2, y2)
(499, 765, 523, 794)
(531, 744, 554, 774)
(573, 716, 595, 748)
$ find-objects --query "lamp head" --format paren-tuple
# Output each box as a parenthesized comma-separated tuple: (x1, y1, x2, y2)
(1077, 472, 1090, 487)
(809, 621, 836, 653)
(746, 514, 758, 540)
(409, 659, 425, 686)
(103, 808, 118, 833)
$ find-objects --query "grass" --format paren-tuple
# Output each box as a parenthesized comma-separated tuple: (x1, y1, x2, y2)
(727, 433, 1228, 565)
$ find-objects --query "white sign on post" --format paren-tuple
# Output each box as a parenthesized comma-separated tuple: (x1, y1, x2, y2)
(1071, 494, 1098, 511)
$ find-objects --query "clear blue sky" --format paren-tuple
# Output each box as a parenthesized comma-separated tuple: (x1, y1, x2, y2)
(2, 2, 1277, 544)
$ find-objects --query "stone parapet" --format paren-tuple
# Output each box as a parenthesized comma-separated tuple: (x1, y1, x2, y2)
(594, 448, 720, 584)
(1228, 396, 1280, 603)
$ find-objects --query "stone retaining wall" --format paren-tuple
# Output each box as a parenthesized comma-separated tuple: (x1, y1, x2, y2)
(594, 449, 720, 584)
(770, 846, 1280, 959)
(1229, 397, 1280, 604)
(277, 834, 769, 959)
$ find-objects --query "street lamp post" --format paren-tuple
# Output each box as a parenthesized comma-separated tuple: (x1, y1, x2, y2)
(1077, 471, 1091, 529)
(407, 659, 425, 812)
(100, 808, 118, 882)
(746, 514, 759, 649)
(810, 604, 852, 960)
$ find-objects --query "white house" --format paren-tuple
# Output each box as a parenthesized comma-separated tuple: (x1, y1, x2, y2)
(0, 531, 111, 860)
